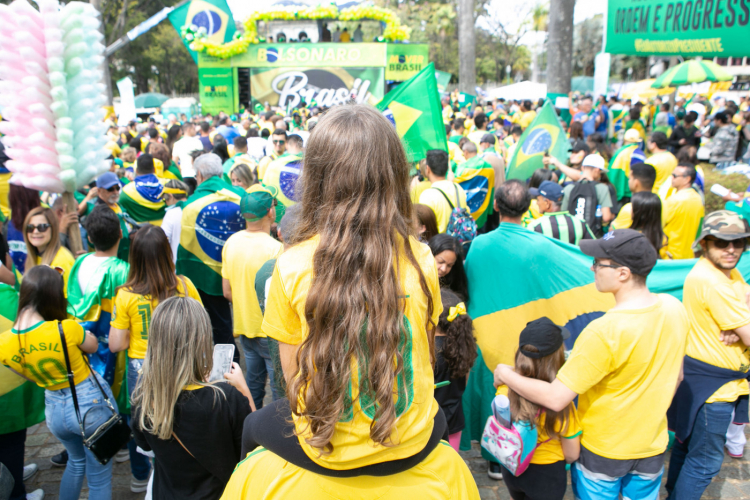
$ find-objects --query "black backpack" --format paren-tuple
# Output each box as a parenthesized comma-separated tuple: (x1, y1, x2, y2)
(568, 181, 603, 237)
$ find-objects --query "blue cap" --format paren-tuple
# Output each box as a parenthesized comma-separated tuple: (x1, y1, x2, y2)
(96, 172, 119, 190)
(529, 180, 563, 203)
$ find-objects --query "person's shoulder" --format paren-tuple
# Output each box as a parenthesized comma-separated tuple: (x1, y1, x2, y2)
(685, 258, 717, 286)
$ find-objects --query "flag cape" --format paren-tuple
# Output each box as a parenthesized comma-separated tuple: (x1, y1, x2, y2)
(376, 63, 448, 163)
(608, 144, 646, 201)
(67, 255, 131, 413)
(262, 154, 303, 208)
(454, 156, 495, 229)
(176, 177, 246, 296)
(460, 224, 750, 455)
(222, 153, 257, 184)
(168, 0, 236, 63)
(0, 283, 45, 434)
(119, 175, 167, 225)
(506, 101, 569, 182)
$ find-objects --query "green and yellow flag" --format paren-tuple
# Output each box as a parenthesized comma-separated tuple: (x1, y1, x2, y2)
(506, 101, 569, 182)
(377, 63, 447, 163)
(119, 175, 167, 226)
(168, 0, 236, 63)
(608, 143, 646, 201)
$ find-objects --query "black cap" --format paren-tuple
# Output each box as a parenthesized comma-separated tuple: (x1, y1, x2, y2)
(580, 229, 657, 276)
(519, 317, 570, 358)
(570, 140, 590, 154)
(480, 133, 496, 145)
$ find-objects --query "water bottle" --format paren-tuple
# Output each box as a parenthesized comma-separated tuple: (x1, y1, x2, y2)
(595, 204, 603, 234)
(492, 395, 511, 428)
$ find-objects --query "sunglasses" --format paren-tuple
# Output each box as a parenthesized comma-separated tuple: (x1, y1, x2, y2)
(106, 185, 121, 192)
(273, 140, 285, 145)
(671, 172, 688, 178)
(707, 238, 747, 250)
(26, 223, 51, 234)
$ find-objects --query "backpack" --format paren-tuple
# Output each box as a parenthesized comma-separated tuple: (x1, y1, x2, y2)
(432, 184, 477, 247)
(568, 181, 603, 237)
(481, 415, 548, 476)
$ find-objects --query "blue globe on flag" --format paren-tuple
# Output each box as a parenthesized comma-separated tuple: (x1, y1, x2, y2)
(521, 128, 553, 156)
(266, 47, 279, 63)
(279, 159, 303, 202)
(191, 10, 223, 36)
(195, 201, 244, 261)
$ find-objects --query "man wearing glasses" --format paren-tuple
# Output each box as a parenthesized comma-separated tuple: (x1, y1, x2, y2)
(494, 229, 688, 500)
(666, 210, 750, 499)
(78, 172, 132, 262)
(663, 162, 705, 259)
(257, 129, 288, 183)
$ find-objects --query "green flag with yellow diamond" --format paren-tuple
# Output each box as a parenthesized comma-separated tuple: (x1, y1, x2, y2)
(377, 63, 447, 163)
(506, 100, 569, 182)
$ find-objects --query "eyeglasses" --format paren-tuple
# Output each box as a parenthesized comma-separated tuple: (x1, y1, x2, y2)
(707, 238, 747, 250)
(106, 185, 121, 192)
(592, 259, 622, 270)
(273, 140, 285, 145)
(671, 172, 688, 178)
(26, 223, 51, 234)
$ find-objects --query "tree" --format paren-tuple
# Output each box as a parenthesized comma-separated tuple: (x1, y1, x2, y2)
(572, 14, 602, 76)
(546, 0, 575, 94)
(458, 0, 476, 93)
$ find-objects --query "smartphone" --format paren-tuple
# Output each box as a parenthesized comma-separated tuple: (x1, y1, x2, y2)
(208, 344, 235, 382)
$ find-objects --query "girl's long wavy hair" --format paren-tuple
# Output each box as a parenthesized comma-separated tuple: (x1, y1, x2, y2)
(288, 104, 434, 454)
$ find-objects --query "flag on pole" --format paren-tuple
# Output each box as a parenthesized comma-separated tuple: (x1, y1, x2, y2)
(168, 0, 236, 63)
(506, 101, 569, 182)
(377, 63, 448, 163)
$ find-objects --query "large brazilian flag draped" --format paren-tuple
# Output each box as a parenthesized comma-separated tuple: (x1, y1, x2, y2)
(176, 177, 246, 296)
(0, 283, 45, 434)
(168, 0, 236, 64)
(506, 101, 569, 182)
(261, 153, 303, 209)
(608, 143, 645, 201)
(460, 223, 750, 457)
(119, 174, 167, 226)
(455, 156, 495, 229)
(377, 63, 448, 163)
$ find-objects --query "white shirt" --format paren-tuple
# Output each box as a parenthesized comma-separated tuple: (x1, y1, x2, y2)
(687, 103, 707, 126)
(77, 254, 110, 295)
(353, 28, 363, 42)
(172, 136, 203, 178)
(160, 205, 183, 263)
(333, 30, 341, 42)
(247, 137, 268, 161)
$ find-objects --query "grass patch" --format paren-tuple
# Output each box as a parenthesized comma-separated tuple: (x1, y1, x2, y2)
(702, 162, 750, 214)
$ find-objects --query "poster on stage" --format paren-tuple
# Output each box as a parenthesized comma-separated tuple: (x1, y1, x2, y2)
(249, 67, 385, 108)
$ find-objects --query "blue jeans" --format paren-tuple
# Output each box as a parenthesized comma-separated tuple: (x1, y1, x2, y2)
(126, 357, 151, 481)
(666, 401, 735, 500)
(239, 336, 279, 409)
(45, 372, 115, 500)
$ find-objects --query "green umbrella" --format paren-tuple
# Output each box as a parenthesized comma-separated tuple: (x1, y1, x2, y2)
(651, 60, 732, 89)
(134, 92, 169, 109)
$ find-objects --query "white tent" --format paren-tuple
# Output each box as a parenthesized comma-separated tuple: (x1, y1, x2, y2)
(486, 81, 547, 101)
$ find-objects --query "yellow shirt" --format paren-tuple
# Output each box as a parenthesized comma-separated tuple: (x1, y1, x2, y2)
(221, 443, 480, 500)
(610, 202, 633, 230)
(221, 231, 283, 339)
(648, 151, 678, 194)
(111, 278, 202, 359)
(556, 294, 688, 459)
(521, 199, 542, 227)
(410, 179, 432, 205)
(447, 141, 465, 164)
(683, 257, 750, 403)
(663, 188, 704, 260)
(418, 180, 468, 233)
(516, 110, 537, 129)
(262, 235, 443, 470)
(257, 154, 279, 182)
(532, 407, 582, 465)
(339, 31, 351, 42)
(38, 247, 76, 297)
(0, 319, 89, 390)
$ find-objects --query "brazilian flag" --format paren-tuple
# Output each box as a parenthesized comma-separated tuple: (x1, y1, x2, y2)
(176, 177, 246, 296)
(262, 153, 303, 208)
(454, 156, 495, 229)
(377, 63, 448, 163)
(154, 158, 183, 181)
(506, 101, 569, 182)
(608, 143, 645, 201)
(119, 175, 167, 225)
(168, 0, 236, 64)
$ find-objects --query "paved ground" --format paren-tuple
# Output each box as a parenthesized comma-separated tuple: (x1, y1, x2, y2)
(21, 422, 750, 499)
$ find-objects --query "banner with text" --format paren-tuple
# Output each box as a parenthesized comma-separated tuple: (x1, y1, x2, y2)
(385, 44, 430, 81)
(234, 43, 387, 68)
(606, 0, 750, 57)
(249, 67, 384, 108)
(199, 68, 235, 115)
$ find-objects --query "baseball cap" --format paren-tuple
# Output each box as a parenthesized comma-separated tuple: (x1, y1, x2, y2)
(518, 317, 570, 359)
(570, 140, 590, 155)
(480, 133, 496, 145)
(697, 210, 750, 242)
(529, 180, 563, 203)
(623, 129, 641, 143)
(240, 184, 278, 221)
(96, 172, 119, 190)
(582, 154, 607, 171)
(580, 229, 657, 276)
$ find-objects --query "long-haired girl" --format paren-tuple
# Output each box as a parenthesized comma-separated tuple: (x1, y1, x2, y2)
(428, 234, 469, 302)
(23, 207, 75, 293)
(631, 191, 668, 258)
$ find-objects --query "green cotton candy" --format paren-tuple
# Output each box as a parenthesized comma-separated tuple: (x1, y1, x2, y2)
(50, 86, 67, 102)
(64, 42, 87, 59)
(49, 71, 66, 88)
(63, 28, 84, 45)
(65, 57, 83, 77)
(50, 101, 68, 120)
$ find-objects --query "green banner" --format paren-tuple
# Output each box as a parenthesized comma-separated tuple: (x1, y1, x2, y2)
(606, 0, 750, 57)
(199, 67, 235, 115)
(249, 67, 384, 108)
(435, 70, 452, 93)
(232, 43, 387, 68)
(385, 44, 430, 81)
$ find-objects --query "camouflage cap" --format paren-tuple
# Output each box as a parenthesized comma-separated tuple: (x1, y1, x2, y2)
(697, 210, 750, 242)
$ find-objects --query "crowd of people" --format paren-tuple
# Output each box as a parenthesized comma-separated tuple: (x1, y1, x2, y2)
(0, 84, 748, 500)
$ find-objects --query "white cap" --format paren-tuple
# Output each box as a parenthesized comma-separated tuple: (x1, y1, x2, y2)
(623, 129, 641, 143)
(582, 154, 607, 171)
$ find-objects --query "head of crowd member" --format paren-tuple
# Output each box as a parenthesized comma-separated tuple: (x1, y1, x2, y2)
(136, 153, 156, 177)
(580, 154, 606, 181)
(628, 106, 641, 122)
(149, 144, 171, 172)
(581, 229, 657, 294)
(85, 204, 122, 253)
(461, 141, 478, 160)
(96, 172, 121, 206)
(623, 128, 641, 146)
(275, 120, 288, 132)
(271, 129, 287, 156)
(233, 136, 248, 155)
(494, 179, 532, 225)
(148, 128, 160, 144)
(286, 134, 304, 155)
(193, 153, 223, 186)
(586, 133, 611, 161)
(125, 224, 179, 302)
(199, 121, 210, 137)
(428, 234, 468, 301)
(579, 96, 593, 114)
(479, 134, 496, 153)
(17, 265, 67, 324)
(671, 162, 697, 191)
(424, 149, 449, 182)
(628, 162, 656, 194)
(241, 184, 277, 231)
(630, 192, 665, 256)
(182, 121, 197, 138)
(568, 141, 590, 168)
(260, 128, 271, 139)
(23, 207, 61, 273)
(697, 211, 750, 274)
(684, 111, 698, 128)
(510, 125, 523, 141)
(166, 124, 182, 154)
(129, 137, 142, 151)
(714, 111, 730, 128)
(647, 131, 668, 153)
(569, 121, 584, 141)
(521, 100, 533, 112)
(9, 184, 42, 232)
(528, 168, 558, 190)
(414, 203, 439, 243)
(247, 128, 259, 138)
(277, 203, 301, 249)
(163, 179, 189, 207)
(230, 163, 255, 190)
(529, 181, 564, 215)
(474, 112, 487, 131)
(452, 118, 465, 135)
(121, 147, 137, 165)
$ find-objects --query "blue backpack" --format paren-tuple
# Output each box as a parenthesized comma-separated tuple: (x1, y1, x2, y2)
(432, 183, 477, 247)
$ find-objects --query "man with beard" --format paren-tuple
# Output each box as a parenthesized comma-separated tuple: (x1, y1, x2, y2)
(666, 210, 750, 499)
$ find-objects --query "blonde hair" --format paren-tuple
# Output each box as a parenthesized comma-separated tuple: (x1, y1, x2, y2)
(23, 207, 62, 273)
(121, 147, 137, 164)
(131, 296, 223, 440)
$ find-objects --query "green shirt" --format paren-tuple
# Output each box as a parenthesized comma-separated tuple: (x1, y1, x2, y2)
(527, 211, 594, 245)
